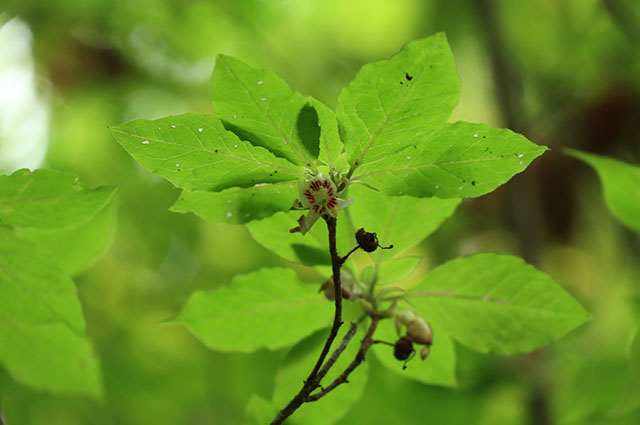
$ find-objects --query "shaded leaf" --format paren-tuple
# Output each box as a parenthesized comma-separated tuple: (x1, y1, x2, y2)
(0, 228, 102, 396)
(244, 394, 278, 425)
(0, 168, 116, 231)
(354, 122, 546, 198)
(211, 55, 314, 166)
(110, 113, 303, 192)
(247, 210, 355, 266)
(173, 268, 333, 352)
(361, 256, 421, 287)
(408, 253, 590, 354)
(337, 33, 460, 167)
(15, 198, 117, 276)
(566, 149, 640, 233)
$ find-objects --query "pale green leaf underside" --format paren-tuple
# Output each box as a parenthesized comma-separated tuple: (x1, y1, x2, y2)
(409, 253, 590, 354)
(211, 55, 314, 166)
(273, 325, 370, 425)
(347, 184, 460, 261)
(110, 113, 303, 192)
(173, 268, 333, 352)
(247, 210, 356, 266)
(0, 228, 101, 396)
(566, 149, 640, 233)
(361, 256, 421, 288)
(354, 122, 546, 198)
(372, 318, 457, 387)
(337, 32, 460, 167)
(171, 181, 297, 224)
(0, 168, 116, 231)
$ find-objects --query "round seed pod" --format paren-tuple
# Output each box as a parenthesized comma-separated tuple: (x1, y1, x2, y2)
(355, 228, 379, 252)
(393, 336, 414, 361)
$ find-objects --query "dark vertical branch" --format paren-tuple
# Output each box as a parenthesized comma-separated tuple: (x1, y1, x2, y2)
(270, 215, 344, 425)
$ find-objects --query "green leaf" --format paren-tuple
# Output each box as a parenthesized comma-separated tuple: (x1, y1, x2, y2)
(211, 55, 315, 166)
(353, 122, 546, 198)
(110, 113, 303, 192)
(247, 210, 356, 266)
(272, 324, 370, 425)
(347, 184, 460, 261)
(361, 256, 421, 287)
(613, 329, 640, 415)
(566, 149, 640, 233)
(171, 181, 296, 224)
(173, 268, 333, 352)
(337, 33, 460, 167)
(372, 318, 457, 387)
(244, 394, 278, 425)
(408, 253, 590, 354)
(14, 198, 117, 276)
(0, 228, 102, 396)
(311, 97, 346, 172)
(0, 168, 116, 231)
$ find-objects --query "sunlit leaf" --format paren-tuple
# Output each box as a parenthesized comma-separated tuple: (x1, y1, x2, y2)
(171, 181, 296, 224)
(566, 149, 640, 233)
(311, 97, 346, 172)
(110, 113, 303, 192)
(354, 122, 546, 198)
(211, 55, 315, 166)
(272, 324, 370, 425)
(372, 318, 457, 387)
(408, 253, 590, 354)
(0, 228, 102, 396)
(337, 33, 460, 167)
(361, 256, 421, 287)
(0, 168, 116, 231)
(173, 268, 333, 352)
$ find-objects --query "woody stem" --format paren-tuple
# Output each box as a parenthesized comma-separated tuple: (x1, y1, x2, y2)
(269, 215, 344, 425)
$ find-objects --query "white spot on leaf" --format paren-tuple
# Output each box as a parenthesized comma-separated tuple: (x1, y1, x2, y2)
(142, 140, 149, 145)
(257, 80, 264, 85)
(198, 128, 203, 132)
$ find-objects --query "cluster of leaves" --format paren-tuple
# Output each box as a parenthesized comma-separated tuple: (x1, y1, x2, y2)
(0, 169, 116, 397)
(105, 32, 595, 423)
(108, 33, 596, 424)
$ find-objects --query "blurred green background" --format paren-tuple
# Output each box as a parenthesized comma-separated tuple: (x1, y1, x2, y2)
(1, 0, 639, 424)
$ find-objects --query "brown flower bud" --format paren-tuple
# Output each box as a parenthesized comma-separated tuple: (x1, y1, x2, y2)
(406, 317, 433, 346)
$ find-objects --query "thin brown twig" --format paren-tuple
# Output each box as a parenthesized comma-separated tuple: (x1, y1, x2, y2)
(306, 316, 380, 402)
(316, 322, 359, 382)
(269, 215, 345, 425)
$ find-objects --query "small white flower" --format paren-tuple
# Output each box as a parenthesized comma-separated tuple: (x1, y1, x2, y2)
(290, 173, 352, 235)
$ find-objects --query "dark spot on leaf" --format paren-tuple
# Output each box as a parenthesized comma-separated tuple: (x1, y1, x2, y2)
(462, 179, 466, 183)
(215, 149, 219, 153)
(405, 72, 413, 81)
(471, 181, 476, 186)
(400, 81, 404, 85)
(274, 170, 278, 173)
